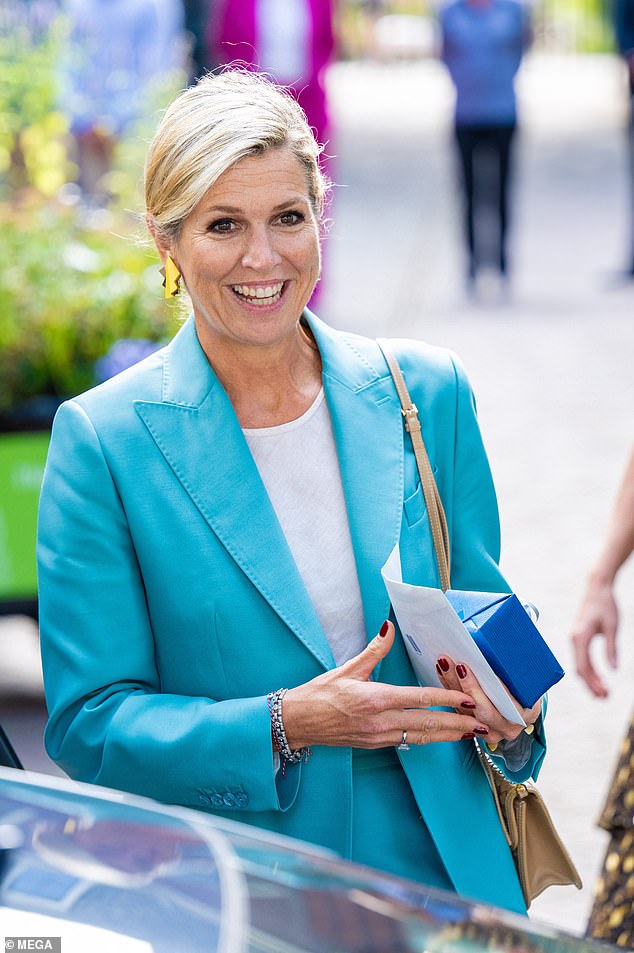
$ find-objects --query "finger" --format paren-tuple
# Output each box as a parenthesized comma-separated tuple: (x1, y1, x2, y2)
(452, 662, 527, 739)
(338, 620, 395, 682)
(605, 628, 619, 670)
(382, 684, 481, 712)
(435, 656, 476, 713)
(574, 640, 609, 698)
(435, 655, 463, 693)
(401, 709, 490, 746)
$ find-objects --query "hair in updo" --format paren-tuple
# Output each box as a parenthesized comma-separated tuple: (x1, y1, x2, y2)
(145, 69, 329, 244)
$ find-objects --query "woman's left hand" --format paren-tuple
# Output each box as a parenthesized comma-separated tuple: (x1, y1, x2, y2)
(435, 656, 541, 744)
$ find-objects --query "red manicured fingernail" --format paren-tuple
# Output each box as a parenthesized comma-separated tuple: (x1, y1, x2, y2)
(461, 732, 475, 740)
(379, 621, 389, 637)
(460, 701, 476, 709)
(456, 664, 467, 679)
(474, 726, 489, 735)
(436, 663, 444, 678)
(437, 657, 450, 673)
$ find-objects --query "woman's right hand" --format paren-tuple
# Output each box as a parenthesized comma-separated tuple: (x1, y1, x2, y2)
(570, 576, 619, 698)
(281, 621, 489, 750)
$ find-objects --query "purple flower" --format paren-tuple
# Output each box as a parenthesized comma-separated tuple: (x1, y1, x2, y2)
(95, 339, 162, 383)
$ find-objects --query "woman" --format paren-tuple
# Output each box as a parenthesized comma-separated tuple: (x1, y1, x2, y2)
(571, 447, 634, 946)
(38, 70, 544, 915)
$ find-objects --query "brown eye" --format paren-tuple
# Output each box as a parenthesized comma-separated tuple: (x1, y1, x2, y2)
(209, 219, 235, 233)
(279, 211, 304, 226)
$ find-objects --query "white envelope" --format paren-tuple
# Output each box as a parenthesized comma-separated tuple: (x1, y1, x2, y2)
(381, 543, 525, 726)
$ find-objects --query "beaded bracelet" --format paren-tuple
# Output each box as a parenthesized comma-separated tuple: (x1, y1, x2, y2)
(267, 688, 311, 767)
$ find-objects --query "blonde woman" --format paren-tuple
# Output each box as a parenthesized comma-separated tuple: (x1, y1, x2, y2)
(38, 70, 544, 914)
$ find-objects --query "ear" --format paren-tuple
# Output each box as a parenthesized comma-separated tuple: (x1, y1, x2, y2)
(146, 213, 172, 266)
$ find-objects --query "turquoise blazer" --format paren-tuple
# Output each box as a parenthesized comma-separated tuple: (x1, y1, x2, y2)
(38, 312, 546, 914)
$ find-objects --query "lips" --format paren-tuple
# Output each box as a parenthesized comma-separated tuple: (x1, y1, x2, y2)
(231, 281, 285, 305)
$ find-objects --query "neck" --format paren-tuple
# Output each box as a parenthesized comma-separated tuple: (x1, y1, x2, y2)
(202, 323, 323, 428)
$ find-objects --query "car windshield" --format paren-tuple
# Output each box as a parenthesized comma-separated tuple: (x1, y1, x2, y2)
(0, 769, 603, 953)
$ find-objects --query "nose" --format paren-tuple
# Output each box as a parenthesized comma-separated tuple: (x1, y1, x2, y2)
(241, 226, 282, 271)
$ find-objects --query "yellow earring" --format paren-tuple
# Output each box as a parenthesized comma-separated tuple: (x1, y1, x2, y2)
(162, 255, 181, 298)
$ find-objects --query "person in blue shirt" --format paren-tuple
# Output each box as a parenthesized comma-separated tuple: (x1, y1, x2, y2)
(59, 0, 185, 204)
(439, 0, 531, 290)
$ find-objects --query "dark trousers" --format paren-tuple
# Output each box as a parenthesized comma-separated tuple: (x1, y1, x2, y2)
(454, 123, 517, 277)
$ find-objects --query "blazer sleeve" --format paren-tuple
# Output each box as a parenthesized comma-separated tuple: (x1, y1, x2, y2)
(38, 398, 301, 813)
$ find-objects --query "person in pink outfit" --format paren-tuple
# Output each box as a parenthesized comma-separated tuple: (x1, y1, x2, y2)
(209, 0, 335, 159)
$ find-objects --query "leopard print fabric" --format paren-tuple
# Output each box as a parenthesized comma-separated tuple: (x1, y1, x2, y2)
(587, 713, 634, 948)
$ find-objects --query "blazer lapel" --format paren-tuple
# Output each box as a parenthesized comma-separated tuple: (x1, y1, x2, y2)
(135, 319, 334, 671)
(307, 313, 404, 643)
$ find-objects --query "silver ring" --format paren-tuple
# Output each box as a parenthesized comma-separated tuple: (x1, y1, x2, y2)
(397, 730, 410, 751)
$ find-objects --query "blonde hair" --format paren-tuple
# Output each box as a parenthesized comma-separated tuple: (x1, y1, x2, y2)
(145, 70, 328, 243)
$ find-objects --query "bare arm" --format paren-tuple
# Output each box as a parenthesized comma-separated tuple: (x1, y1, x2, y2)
(570, 448, 634, 696)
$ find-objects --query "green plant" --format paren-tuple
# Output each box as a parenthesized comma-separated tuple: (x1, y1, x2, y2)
(0, 201, 181, 415)
(0, 8, 186, 418)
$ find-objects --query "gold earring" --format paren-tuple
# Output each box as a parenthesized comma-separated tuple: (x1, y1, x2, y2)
(160, 255, 181, 298)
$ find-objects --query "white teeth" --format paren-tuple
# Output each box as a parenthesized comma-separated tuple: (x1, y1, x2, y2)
(232, 282, 284, 300)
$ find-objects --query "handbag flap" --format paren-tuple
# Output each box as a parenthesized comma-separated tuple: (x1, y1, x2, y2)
(520, 786, 583, 903)
(477, 746, 582, 907)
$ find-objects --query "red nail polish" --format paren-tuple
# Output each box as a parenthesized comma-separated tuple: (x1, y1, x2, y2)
(474, 726, 489, 736)
(456, 664, 467, 679)
(436, 663, 444, 678)
(437, 657, 450, 673)
(460, 701, 476, 709)
(461, 732, 475, 740)
(379, 621, 389, 637)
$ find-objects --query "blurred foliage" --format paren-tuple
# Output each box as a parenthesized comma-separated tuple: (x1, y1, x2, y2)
(0, 5, 184, 420)
(0, 16, 72, 197)
(340, 0, 615, 54)
(539, 0, 614, 52)
(0, 199, 181, 415)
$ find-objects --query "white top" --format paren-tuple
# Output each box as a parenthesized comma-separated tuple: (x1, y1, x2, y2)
(243, 389, 368, 665)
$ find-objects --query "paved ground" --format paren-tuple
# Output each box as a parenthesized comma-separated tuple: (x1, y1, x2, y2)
(1, 52, 633, 940)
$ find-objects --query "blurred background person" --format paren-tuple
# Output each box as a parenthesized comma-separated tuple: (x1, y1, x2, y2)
(183, 0, 218, 80)
(570, 447, 634, 947)
(209, 0, 336, 165)
(59, 0, 185, 206)
(614, 0, 634, 280)
(438, 0, 532, 293)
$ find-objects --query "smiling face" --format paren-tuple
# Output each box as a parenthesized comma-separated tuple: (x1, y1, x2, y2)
(163, 147, 321, 360)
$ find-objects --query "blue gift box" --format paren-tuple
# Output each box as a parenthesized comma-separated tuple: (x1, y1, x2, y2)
(444, 590, 564, 708)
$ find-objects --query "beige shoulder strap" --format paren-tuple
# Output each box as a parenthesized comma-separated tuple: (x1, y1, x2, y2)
(377, 339, 451, 592)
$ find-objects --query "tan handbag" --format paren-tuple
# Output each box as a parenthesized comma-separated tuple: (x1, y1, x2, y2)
(378, 339, 583, 908)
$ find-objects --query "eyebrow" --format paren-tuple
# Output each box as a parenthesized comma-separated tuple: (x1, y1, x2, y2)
(202, 198, 309, 215)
